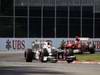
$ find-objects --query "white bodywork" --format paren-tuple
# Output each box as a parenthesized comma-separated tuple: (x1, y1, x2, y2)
(32, 40, 55, 59)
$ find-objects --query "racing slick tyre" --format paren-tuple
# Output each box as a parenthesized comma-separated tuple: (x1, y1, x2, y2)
(67, 60, 73, 63)
(79, 49, 83, 54)
(40, 56, 48, 63)
(67, 49, 74, 56)
(89, 48, 95, 54)
(89, 44, 95, 54)
(25, 49, 33, 62)
(66, 56, 76, 63)
(40, 48, 49, 63)
(48, 49, 58, 63)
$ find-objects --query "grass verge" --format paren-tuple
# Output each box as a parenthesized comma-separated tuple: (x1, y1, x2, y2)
(75, 54, 100, 62)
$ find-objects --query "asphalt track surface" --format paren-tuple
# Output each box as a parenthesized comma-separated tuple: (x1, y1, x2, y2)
(0, 51, 100, 75)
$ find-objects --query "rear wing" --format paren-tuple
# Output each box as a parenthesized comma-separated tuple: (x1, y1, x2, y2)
(78, 38, 91, 44)
(79, 38, 90, 41)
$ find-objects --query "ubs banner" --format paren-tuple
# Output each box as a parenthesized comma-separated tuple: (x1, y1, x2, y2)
(0, 38, 27, 51)
(0, 38, 100, 51)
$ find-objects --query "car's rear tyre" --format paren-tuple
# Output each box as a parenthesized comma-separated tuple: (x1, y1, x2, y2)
(66, 59, 73, 63)
(40, 55, 48, 63)
(67, 49, 74, 56)
(25, 49, 33, 62)
(40, 49, 48, 63)
(80, 49, 83, 54)
(89, 48, 95, 54)
(66, 56, 76, 63)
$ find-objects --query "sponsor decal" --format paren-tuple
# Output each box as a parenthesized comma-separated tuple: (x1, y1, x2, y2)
(6, 39, 25, 50)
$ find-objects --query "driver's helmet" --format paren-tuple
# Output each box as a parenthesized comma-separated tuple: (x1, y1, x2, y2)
(76, 36, 80, 41)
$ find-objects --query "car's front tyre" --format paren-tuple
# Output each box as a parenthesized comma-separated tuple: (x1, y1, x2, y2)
(25, 49, 33, 62)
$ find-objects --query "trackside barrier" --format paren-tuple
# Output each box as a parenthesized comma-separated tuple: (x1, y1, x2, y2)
(0, 38, 100, 51)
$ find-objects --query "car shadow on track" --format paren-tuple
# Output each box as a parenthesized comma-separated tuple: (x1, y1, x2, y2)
(0, 66, 73, 75)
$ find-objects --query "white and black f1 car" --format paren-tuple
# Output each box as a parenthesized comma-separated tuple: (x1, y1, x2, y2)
(24, 40, 58, 63)
(24, 40, 76, 63)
